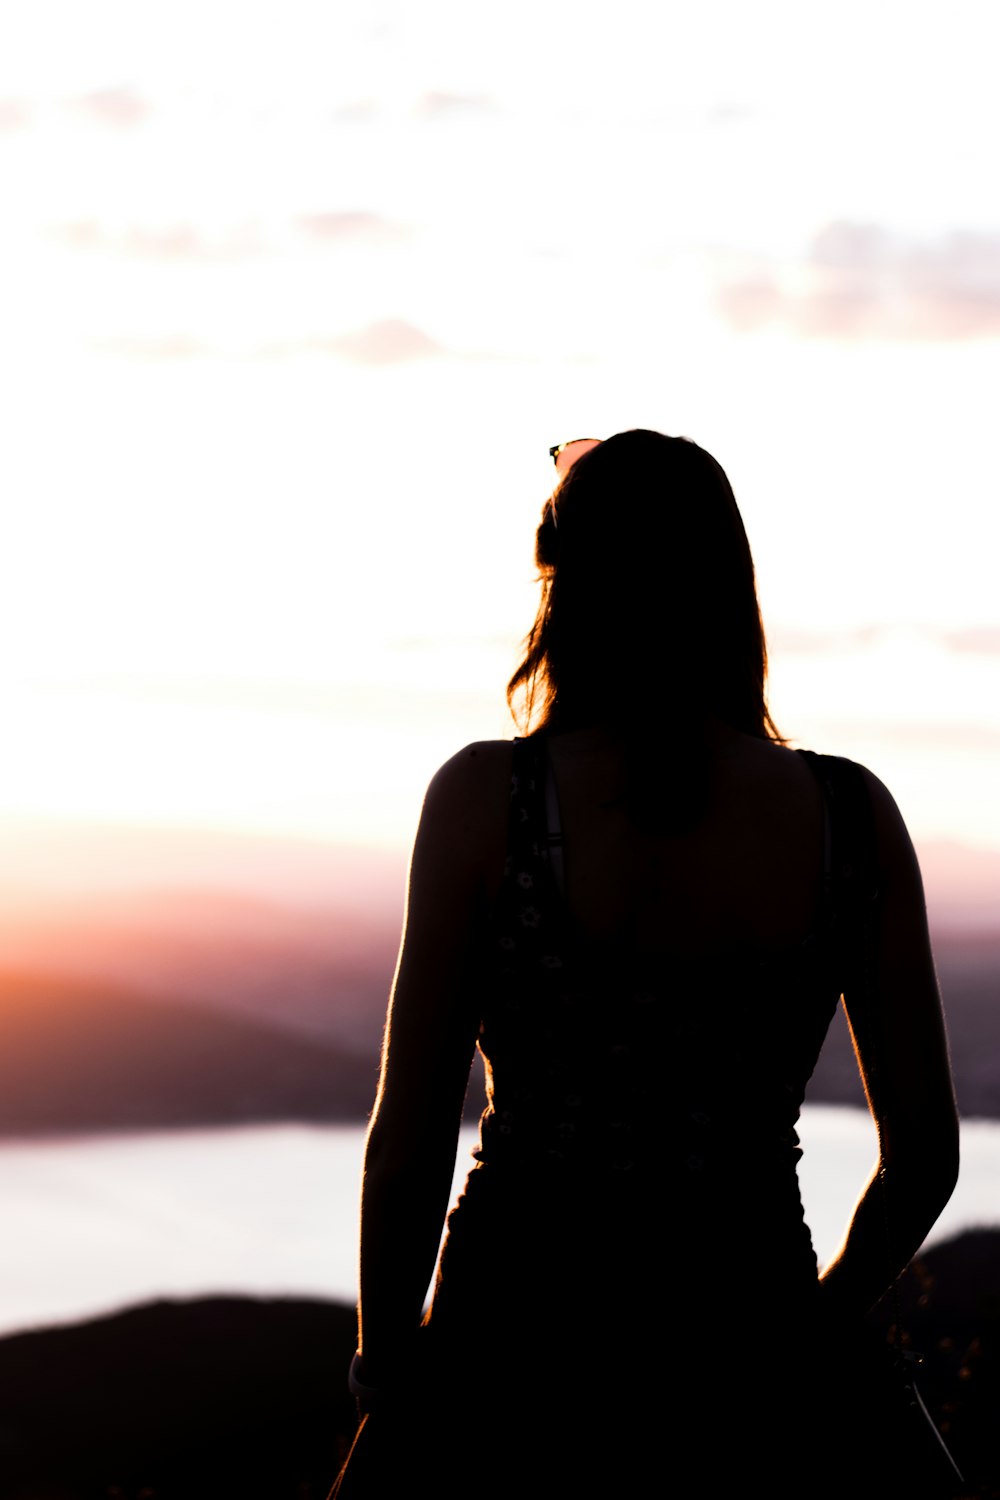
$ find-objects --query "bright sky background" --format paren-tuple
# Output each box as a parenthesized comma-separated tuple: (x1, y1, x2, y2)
(2, 0, 999, 875)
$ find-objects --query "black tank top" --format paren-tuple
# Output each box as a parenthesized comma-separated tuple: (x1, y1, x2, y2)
(472, 736, 873, 1220)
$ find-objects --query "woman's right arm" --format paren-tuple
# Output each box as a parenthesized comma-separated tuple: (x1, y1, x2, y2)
(817, 767, 960, 1320)
(354, 742, 509, 1390)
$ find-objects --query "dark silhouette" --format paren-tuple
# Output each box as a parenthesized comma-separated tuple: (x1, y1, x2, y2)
(334, 431, 961, 1498)
(2, 1230, 999, 1498)
(0, 1295, 356, 1500)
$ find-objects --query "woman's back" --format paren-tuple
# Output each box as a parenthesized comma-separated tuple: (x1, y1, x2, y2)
(417, 728, 865, 1497)
(537, 723, 827, 958)
(469, 726, 843, 1202)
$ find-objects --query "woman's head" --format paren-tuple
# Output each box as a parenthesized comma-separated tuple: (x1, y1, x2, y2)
(508, 428, 781, 745)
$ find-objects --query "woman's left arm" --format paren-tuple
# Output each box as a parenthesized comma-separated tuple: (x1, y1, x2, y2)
(354, 742, 508, 1389)
(818, 766, 960, 1319)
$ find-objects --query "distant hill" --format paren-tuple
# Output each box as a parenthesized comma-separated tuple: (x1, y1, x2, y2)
(0, 971, 381, 1135)
(0, 895, 995, 1137)
(0, 1227, 996, 1500)
(1, 883, 402, 1056)
(807, 928, 1000, 1121)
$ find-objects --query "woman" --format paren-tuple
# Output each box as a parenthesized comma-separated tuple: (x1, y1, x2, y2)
(334, 430, 960, 1499)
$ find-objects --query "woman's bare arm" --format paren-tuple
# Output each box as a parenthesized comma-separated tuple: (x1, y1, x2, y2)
(355, 742, 508, 1385)
(818, 768, 960, 1319)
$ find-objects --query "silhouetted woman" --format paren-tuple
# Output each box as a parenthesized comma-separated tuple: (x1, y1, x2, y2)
(332, 430, 960, 1499)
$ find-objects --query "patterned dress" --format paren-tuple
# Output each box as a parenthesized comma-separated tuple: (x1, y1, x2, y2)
(337, 737, 913, 1500)
(412, 737, 880, 1497)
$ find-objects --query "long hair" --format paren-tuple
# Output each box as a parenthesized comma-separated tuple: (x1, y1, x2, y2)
(507, 429, 782, 827)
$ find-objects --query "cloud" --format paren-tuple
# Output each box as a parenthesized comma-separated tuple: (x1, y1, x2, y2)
(872, 720, 1000, 754)
(125, 223, 206, 258)
(49, 219, 103, 249)
(331, 100, 380, 124)
(783, 714, 1000, 760)
(940, 627, 1000, 656)
(707, 102, 758, 125)
(295, 212, 409, 244)
(413, 91, 497, 122)
(49, 213, 406, 261)
(769, 624, 891, 653)
(319, 318, 444, 365)
(326, 93, 496, 126)
(716, 221, 1000, 340)
(85, 321, 444, 364)
(770, 623, 1000, 659)
(87, 335, 208, 360)
(48, 219, 266, 261)
(0, 99, 29, 131)
(74, 88, 150, 127)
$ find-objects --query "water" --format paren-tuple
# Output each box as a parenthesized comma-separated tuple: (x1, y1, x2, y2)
(2, 1107, 998, 1339)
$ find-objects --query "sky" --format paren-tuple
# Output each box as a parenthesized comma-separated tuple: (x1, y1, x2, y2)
(1, 0, 999, 892)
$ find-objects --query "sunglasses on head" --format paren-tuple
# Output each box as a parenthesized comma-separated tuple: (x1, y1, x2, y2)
(549, 437, 602, 475)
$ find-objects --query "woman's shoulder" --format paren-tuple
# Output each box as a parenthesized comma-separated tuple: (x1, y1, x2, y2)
(412, 741, 514, 902)
(728, 737, 919, 882)
(424, 739, 514, 803)
(417, 740, 513, 842)
(796, 748, 920, 886)
(795, 746, 905, 824)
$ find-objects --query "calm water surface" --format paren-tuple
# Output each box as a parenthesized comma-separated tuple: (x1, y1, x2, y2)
(2, 1107, 998, 1339)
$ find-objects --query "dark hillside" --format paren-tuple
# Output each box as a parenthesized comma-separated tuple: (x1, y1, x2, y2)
(0, 1229, 997, 1499)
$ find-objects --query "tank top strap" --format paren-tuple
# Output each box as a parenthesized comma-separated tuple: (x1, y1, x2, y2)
(496, 738, 563, 946)
(508, 735, 551, 868)
(796, 749, 881, 983)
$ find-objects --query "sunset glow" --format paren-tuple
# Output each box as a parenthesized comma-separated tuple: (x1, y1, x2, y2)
(1, 0, 998, 892)
(2, 4, 1000, 1403)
